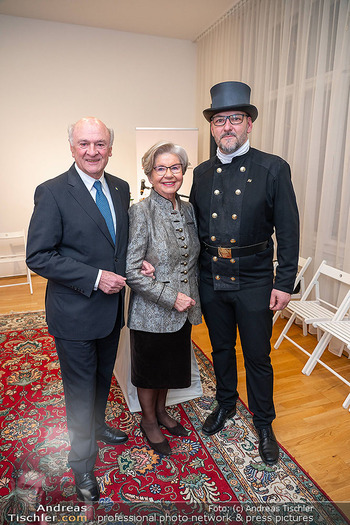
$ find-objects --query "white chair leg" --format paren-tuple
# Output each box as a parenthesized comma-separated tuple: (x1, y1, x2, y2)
(302, 333, 332, 376)
(27, 266, 33, 294)
(343, 393, 350, 410)
(274, 312, 297, 349)
(343, 344, 350, 359)
(316, 326, 323, 341)
(272, 310, 281, 325)
(302, 320, 308, 336)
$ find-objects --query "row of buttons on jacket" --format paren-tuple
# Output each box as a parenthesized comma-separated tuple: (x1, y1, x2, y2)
(216, 166, 246, 173)
(176, 226, 189, 283)
(209, 165, 247, 284)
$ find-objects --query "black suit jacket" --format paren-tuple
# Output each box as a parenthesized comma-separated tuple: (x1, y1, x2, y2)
(26, 164, 130, 340)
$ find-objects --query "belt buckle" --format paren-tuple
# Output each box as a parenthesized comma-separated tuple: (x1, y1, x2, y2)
(218, 247, 232, 259)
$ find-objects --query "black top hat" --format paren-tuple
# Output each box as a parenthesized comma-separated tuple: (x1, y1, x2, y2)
(203, 81, 258, 122)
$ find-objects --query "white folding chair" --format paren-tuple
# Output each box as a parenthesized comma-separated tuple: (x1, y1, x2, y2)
(273, 256, 312, 325)
(274, 261, 350, 353)
(0, 230, 33, 294)
(301, 290, 350, 410)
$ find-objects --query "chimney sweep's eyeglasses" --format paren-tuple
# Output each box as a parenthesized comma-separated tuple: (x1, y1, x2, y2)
(211, 114, 248, 126)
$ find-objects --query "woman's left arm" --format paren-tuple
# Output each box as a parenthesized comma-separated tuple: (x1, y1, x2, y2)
(126, 204, 178, 310)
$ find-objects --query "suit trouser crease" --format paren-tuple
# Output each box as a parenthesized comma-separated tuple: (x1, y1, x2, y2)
(200, 280, 275, 428)
(55, 321, 121, 473)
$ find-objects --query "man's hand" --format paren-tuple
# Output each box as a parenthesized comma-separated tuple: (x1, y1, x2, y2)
(98, 270, 126, 294)
(141, 260, 155, 279)
(174, 292, 196, 312)
(269, 289, 291, 311)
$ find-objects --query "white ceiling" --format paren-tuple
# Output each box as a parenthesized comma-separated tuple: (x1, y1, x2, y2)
(0, 0, 238, 41)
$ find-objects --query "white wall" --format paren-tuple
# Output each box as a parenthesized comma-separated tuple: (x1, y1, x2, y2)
(0, 15, 197, 241)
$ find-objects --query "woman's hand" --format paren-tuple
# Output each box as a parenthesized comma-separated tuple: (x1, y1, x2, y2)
(174, 292, 196, 312)
(141, 260, 155, 279)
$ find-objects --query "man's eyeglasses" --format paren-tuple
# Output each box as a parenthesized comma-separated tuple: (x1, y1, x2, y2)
(153, 164, 182, 176)
(211, 114, 248, 127)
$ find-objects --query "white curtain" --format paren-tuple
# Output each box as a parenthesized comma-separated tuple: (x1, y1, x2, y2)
(196, 0, 350, 296)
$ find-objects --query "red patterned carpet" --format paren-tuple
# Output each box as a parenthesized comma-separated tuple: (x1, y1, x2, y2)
(0, 311, 348, 525)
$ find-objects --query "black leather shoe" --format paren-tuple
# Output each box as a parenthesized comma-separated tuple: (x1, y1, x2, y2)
(75, 471, 100, 503)
(96, 425, 128, 445)
(257, 426, 279, 466)
(140, 425, 171, 456)
(202, 405, 236, 436)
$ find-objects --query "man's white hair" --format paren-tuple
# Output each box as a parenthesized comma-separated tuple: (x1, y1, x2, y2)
(68, 118, 114, 147)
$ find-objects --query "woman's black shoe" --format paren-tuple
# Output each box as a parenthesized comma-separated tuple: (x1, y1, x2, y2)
(158, 420, 189, 437)
(140, 424, 171, 456)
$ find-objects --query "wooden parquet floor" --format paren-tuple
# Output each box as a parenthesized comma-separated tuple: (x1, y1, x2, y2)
(1, 274, 349, 516)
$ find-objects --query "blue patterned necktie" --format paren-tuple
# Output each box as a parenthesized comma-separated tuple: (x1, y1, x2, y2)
(93, 180, 115, 243)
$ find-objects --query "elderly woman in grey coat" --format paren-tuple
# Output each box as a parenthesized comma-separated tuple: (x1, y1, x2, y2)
(126, 142, 201, 456)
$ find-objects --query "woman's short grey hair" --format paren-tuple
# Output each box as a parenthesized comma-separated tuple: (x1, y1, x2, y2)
(68, 119, 114, 147)
(142, 142, 189, 177)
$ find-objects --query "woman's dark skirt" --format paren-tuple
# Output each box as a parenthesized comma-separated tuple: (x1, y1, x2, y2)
(130, 320, 192, 389)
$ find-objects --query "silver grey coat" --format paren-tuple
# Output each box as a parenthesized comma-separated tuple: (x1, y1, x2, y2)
(126, 189, 202, 333)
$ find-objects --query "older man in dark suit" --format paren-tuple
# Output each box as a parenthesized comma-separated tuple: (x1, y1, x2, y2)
(27, 117, 133, 502)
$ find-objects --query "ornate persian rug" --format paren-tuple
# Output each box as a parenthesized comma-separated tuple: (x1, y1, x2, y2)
(0, 311, 348, 525)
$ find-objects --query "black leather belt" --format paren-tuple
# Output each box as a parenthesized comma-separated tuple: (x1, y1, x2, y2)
(203, 240, 269, 259)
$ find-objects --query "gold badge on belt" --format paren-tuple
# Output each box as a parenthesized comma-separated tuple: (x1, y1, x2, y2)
(218, 247, 232, 259)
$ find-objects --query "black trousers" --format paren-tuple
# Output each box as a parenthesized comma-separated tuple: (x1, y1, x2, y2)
(200, 280, 275, 428)
(54, 312, 121, 474)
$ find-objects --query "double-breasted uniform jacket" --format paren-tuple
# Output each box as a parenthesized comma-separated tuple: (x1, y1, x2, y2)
(26, 164, 130, 340)
(126, 189, 202, 333)
(189, 147, 299, 291)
